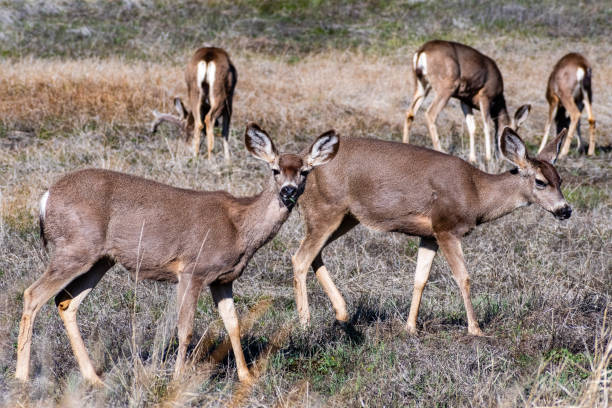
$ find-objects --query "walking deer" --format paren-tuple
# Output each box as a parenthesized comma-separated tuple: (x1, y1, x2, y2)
(292, 125, 571, 336)
(15, 124, 339, 385)
(151, 47, 237, 161)
(538, 53, 595, 158)
(403, 40, 529, 163)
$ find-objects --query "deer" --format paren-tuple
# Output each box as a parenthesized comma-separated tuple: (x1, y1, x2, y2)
(292, 124, 571, 336)
(151, 47, 237, 161)
(403, 40, 529, 163)
(538, 52, 595, 158)
(15, 124, 339, 385)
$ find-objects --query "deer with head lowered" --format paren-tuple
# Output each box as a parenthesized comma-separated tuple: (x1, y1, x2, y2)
(403, 40, 530, 163)
(538, 52, 595, 158)
(151, 47, 237, 161)
(292, 124, 571, 336)
(15, 124, 339, 385)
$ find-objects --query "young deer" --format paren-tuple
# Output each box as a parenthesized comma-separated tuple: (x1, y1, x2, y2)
(538, 53, 595, 158)
(15, 124, 339, 385)
(151, 47, 237, 161)
(403, 40, 529, 163)
(292, 126, 571, 336)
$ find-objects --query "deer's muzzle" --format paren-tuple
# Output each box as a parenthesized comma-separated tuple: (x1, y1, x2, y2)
(554, 205, 572, 220)
(280, 185, 298, 209)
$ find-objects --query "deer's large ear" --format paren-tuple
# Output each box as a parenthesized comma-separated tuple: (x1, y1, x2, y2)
(174, 97, 189, 120)
(512, 104, 531, 130)
(305, 130, 339, 168)
(500, 127, 529, 170)
(245, 123, 278, 164)
(537, 128, 567, 164)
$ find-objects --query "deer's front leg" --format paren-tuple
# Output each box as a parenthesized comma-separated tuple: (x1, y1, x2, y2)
(292, 214, 346, 326)
(436, 232, 483, 336)
(210, 282, 253, 383)
(406, 237, 438, 334)
(174, 274, 204, 379)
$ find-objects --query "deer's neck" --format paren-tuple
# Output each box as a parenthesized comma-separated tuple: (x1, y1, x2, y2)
(475, 170, 529, 224)
(233, 182, 289, 252)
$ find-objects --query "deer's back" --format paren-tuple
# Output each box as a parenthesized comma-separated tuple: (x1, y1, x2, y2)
(547, 53, 591, 98)
(44, 169, 242, 282)
(185, 47, 235, 102)
(419, 40, 503, 102)
(301, 138, 481, 237)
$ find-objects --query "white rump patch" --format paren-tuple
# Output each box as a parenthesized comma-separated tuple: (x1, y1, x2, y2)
(40, 191, 49, 221)
(576, 67, 585, 82)
(416, 52, 427, 75)
(197, 60, 207, 88)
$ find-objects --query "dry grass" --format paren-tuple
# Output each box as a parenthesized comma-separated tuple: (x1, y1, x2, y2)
(1, 1, 611, 407)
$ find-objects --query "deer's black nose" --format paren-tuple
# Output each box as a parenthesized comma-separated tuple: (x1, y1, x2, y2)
(280, 185, 298, 209)
(280, 185, 297, 199)
(554, 205, 572, 220)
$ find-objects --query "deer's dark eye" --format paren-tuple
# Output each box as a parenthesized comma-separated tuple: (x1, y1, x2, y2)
(535, 179, 547, 189)
(300, 170, 310, 177)
(272, 169, 280, 176)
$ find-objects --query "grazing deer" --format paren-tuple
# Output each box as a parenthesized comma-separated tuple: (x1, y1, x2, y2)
(403, 40, 529, 163)
(151, 47, 237, 161)
(538, 53, 595, 158)
(292, 125, 571, 336)
(15, 124, 339, 385)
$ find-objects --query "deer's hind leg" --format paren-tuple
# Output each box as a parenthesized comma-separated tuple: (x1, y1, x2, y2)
(404, 76, 431, 144)
(191, 91, 206, 157)
(16, 252, 102, 382)
(221, 106, 232, 162)
(478, 95, 493, 162)
(55, 257, 114, 385)
(582, 88, 596, 155)
(461, 102, 477, 163)
(425, 88, 453, 152)
(539, 96, 559, 153)
(558, 92, 582, 158)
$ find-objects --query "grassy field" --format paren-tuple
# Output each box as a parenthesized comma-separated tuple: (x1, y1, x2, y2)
(1, 1, 610, 406)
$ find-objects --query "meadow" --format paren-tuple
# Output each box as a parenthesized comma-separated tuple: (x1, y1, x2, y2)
(0, 1, 610, 406)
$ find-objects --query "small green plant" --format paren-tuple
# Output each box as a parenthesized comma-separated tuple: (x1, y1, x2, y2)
(564, 185, 608, 210)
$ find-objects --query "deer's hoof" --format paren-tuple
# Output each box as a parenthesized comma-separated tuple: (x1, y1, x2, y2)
(335, 311, 349, 323)
(468, 326, 484, 337)
(405, 324, 418, 335)
(86, 375, 105, 388)
(238, 370, 255, 384)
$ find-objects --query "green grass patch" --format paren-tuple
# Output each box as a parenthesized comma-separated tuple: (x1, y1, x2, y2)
(564, 185, 609, 210)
